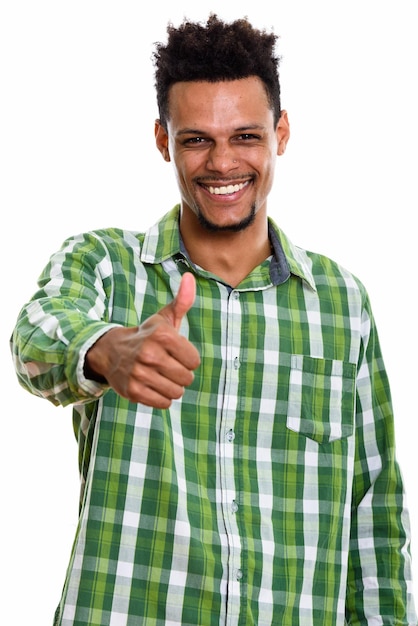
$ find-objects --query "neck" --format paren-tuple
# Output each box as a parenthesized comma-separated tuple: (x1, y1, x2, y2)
(180, 210, 271, 288)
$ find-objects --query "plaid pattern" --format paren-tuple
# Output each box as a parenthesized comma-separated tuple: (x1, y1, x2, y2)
(11, 207, 416, 625)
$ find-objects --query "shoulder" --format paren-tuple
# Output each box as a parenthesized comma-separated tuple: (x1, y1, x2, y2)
(270, 219, 368, 302)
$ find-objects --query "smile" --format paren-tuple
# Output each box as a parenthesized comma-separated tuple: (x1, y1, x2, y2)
(203, 181, 250, 196)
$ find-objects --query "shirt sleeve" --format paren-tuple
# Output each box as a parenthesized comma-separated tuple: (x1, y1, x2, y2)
(10, 231, 122, 407)
(345, 296, 417, 624)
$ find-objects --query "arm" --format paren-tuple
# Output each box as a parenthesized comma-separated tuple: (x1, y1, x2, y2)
(10, 230, 199, 408)
(11, 231, 119, 406)
(346, 298, 417, 624)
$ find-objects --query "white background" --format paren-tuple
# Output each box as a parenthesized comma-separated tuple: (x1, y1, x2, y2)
(1, 1, 417, 623)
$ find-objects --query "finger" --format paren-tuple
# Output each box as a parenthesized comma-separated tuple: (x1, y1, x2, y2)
(137, 343, 196, 383)
(171, 335, 200, 371)
(137, 336, 199, 380)
(125, 367, 188, 408)
(163, 272, 196, 330)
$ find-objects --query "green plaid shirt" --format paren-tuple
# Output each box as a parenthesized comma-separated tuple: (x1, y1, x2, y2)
(11, 207, 416, 625)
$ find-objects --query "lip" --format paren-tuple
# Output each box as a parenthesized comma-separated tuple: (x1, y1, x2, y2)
(197, 179, 253, 202)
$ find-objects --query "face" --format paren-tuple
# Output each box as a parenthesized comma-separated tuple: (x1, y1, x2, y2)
(155, 77, 289, 233)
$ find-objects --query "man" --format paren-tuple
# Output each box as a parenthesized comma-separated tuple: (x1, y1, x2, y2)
(11, 14, 416, 626)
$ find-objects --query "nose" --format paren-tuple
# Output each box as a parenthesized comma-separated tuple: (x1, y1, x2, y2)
(206, 142, 239, 173)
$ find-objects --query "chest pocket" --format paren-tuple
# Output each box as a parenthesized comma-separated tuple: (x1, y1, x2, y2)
(286, 354, 356, 444)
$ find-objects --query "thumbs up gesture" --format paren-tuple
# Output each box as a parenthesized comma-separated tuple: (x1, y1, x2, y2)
(85, 273, 201, 408)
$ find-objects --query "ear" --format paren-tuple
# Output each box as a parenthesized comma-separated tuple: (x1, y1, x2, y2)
(155, 120, 171, 162)
(276, 110, 290, 156)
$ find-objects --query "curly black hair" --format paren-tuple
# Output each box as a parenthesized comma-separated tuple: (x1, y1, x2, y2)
(153, 14, 281, 130)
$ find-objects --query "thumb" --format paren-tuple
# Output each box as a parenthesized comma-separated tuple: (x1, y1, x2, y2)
(165, 272, 196, 330)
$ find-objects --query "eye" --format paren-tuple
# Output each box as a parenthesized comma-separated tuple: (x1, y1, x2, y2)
(183, 136, 209, 145)
(236, 133, 261, 141)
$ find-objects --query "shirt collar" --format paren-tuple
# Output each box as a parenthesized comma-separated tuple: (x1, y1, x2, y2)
(268, 219, 316, 290)
(140, 205, 316, 291)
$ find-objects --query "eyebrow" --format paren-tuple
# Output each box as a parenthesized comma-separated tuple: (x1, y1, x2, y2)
(175, 124, 267, 136)
(176, 128, 208, 136)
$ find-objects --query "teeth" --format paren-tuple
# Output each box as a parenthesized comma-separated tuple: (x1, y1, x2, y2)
(207, 182, 248, 195)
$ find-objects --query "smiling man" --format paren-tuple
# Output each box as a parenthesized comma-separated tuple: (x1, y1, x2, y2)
(155, 77, 289, 288)
(10, 14, 417, 626)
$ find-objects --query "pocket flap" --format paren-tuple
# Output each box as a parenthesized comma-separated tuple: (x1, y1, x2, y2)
(287, 354, 356, 444)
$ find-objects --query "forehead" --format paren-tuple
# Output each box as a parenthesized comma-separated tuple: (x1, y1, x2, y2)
(167, 77, 273, 128)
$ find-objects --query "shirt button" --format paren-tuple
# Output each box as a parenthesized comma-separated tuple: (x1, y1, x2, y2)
(233, 291, 240, 300)
(236, 569, 243, 581)
(226, 429, 235, 442)
(231, 501, 239, 513)
(234, 356, 240, 370)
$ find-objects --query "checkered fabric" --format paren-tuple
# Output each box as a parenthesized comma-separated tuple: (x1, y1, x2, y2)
(11, 206, 416, 625)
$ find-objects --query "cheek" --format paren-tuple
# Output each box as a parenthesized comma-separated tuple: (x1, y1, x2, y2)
(172, 162, 196, 196)
(175, 155, 204, 184)
(256, 160, 277, 195)
(262, 153, 278, 179)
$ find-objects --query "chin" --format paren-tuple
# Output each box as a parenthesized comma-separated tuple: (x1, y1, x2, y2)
(197, 204, 257, 233)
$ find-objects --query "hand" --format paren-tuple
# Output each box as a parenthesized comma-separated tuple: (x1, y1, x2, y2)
(85, 272, 200, 408)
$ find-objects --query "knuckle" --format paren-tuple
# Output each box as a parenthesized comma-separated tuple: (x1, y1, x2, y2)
(139, 344, 160, 367)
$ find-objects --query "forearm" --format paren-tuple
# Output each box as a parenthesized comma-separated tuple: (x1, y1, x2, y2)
(346, 455, 416, 624)
(11, 301, 119, 405)
(346, 304, 417, 623)
(10, 231, 124, 405)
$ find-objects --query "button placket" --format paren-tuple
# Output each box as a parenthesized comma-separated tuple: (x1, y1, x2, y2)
(218, 288, 244, 613)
